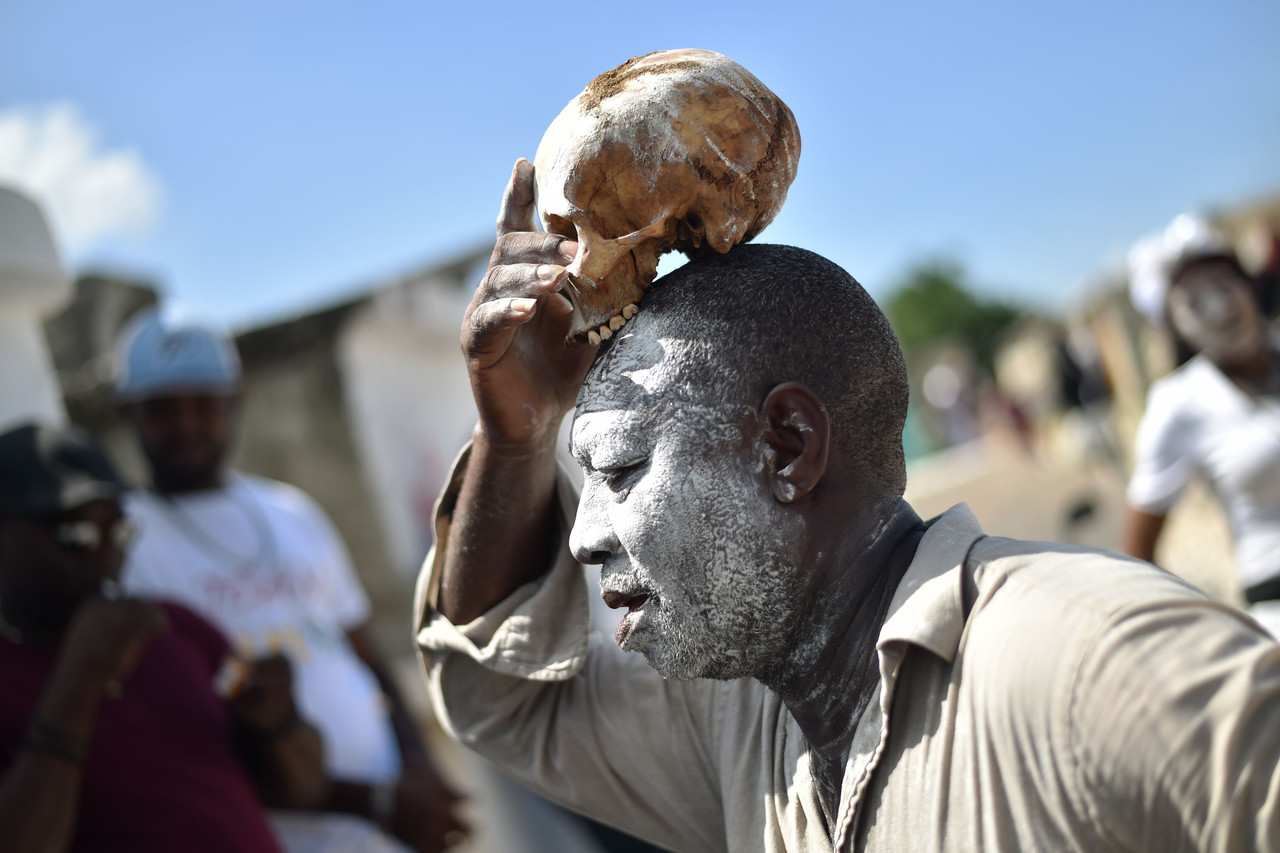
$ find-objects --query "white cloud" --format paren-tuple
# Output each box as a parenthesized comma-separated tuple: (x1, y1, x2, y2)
(0, 103, 162, 254)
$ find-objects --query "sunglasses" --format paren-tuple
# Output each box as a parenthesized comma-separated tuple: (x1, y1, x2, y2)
(52, 518, 138, 553)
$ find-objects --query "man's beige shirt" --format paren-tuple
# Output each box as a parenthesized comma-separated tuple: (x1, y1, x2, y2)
(415, 448, 1280, 852)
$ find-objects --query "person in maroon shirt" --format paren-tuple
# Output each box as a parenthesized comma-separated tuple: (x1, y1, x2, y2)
(0, 421, 329, 853)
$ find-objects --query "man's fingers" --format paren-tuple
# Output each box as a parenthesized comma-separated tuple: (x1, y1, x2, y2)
(496, 158, 537, 237)
(481, 263, 566, 301)
(463, 297, 539, 364)
(492, 232, 578, 267)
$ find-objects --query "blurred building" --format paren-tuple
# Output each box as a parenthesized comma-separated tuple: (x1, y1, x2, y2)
(45, 247, 488, 651)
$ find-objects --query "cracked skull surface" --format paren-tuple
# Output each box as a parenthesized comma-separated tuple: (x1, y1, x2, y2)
(534, 48, 801, 339)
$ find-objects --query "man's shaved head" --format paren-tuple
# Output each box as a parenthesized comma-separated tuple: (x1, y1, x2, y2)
(569, 244, 911, 681)
(582, 243, 909, 497)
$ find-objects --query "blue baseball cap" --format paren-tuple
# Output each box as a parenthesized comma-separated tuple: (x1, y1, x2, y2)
(114, 310, 241, 401)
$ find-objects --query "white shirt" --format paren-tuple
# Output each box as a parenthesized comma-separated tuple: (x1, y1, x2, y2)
(124, 473, 401, 783)
(1128, 355, 1280, 588)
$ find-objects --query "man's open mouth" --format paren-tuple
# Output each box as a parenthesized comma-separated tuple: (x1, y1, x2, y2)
(602, 590, 650, 613)
(602, 589, 653, 648)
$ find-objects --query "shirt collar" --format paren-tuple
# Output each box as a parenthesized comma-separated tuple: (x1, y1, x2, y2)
(877, 504, 984, 663)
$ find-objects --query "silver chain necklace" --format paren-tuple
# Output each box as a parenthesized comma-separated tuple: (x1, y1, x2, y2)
(156, 478, 278, 577)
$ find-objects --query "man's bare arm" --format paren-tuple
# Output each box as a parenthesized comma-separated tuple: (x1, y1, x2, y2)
(439, 436, 561, 622)
(1122, 507, 1167, 564)
(0, 599, 164, 853)
(436, 159, 594, 624)
(342, 624, 471, 849)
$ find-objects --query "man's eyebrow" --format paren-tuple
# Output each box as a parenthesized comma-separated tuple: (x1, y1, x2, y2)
(567, 435, 587, 469)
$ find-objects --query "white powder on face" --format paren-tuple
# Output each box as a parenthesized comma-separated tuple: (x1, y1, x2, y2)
(1168, 274, 1265, 364)
(572, 334, 809, 680)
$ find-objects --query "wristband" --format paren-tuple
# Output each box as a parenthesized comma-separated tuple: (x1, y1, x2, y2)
(371, 781, 396, 825)
(22, 719, 87, 765)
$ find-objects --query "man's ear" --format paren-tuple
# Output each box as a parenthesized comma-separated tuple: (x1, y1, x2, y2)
(760, 382, 830, 503)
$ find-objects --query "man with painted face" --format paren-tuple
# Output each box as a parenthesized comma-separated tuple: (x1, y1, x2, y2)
(0, 422, 328, 853)
(1124, 235, 1280, 637)
(416, 160, 1280, 852)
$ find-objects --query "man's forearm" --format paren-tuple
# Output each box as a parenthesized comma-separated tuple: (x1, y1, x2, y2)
(345, 625, 430, 767)
(0, 653, 107, 853)
(438, 431, 563, 624)
(1123, 507, 1166, 563)
(252, 720, 330, 809)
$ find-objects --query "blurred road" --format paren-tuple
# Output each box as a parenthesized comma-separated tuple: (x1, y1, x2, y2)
(906, 436, 1238, 603)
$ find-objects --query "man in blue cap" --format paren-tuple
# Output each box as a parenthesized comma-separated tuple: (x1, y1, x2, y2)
(115, 312, 466, 853)
(0, 421, 328, 853)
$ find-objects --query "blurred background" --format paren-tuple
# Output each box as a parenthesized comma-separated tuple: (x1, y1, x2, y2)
(2, 1, 1278, 849)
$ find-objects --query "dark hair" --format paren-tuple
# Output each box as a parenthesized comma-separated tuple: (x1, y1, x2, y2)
(587, 244, 910, 497)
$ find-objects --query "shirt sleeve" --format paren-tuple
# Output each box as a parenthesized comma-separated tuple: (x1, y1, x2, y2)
(1126, 380, 1197, 514)
(414, 444, 729, 853)
(1072, 592, 1280, 852)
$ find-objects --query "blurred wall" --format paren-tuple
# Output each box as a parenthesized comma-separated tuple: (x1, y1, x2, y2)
(338, 275, 476, 578)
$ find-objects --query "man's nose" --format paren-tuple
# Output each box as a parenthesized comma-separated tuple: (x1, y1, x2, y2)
(569, 490, 621, 566)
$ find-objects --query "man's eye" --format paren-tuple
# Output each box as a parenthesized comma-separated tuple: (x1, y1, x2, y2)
(601, 460, 647, 493)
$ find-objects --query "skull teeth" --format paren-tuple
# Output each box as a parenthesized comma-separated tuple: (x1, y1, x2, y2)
(579, 305, 641, 345)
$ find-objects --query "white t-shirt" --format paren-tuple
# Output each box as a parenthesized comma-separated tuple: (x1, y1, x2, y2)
(124, 474, 402, 783)
(1128, 355, 1280, 589)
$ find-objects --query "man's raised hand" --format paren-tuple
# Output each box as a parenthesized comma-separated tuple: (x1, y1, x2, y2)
(460, 158, 596, 451)
(62, 598, 167, 692)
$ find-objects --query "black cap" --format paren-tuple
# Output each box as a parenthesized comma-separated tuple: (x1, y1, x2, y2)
(0, 422, 126, 517)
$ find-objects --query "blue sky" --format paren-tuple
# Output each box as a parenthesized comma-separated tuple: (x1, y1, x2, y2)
(2, 0, 1277, 327)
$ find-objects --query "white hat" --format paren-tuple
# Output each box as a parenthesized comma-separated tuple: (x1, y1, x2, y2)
(1128, 213, 1229, 322)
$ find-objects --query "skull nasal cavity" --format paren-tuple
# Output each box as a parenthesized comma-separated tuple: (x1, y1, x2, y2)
(548, 215, 578, 240)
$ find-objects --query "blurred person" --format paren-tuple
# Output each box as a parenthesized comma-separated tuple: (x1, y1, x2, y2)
(0, 421, 328, 853)
(1124, 238, 1280, 636)
(113, 312, 467, 852)
(416, 162, 1280, 852)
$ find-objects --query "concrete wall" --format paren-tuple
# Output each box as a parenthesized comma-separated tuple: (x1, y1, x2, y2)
(338, 270, 477, 579)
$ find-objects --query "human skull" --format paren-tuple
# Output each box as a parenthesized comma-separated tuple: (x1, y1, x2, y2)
(534, 49, 801, 341)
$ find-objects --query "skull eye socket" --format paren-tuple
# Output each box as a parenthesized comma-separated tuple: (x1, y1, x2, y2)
(547, 215, 578, 241)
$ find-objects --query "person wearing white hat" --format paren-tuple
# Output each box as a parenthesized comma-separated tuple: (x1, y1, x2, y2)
(113, 311, 468, 852)
(1124, 218, 1280, 637)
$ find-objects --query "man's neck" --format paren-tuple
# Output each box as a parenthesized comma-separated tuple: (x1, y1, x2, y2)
(151, 471, 228, 497)
(1218, 344, 1278, 389)
(761, 498, 926, 822)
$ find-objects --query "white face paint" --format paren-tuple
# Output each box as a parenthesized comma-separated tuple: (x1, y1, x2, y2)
(1168, 265, 1266, 364)
(569, 335, 808, 681)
